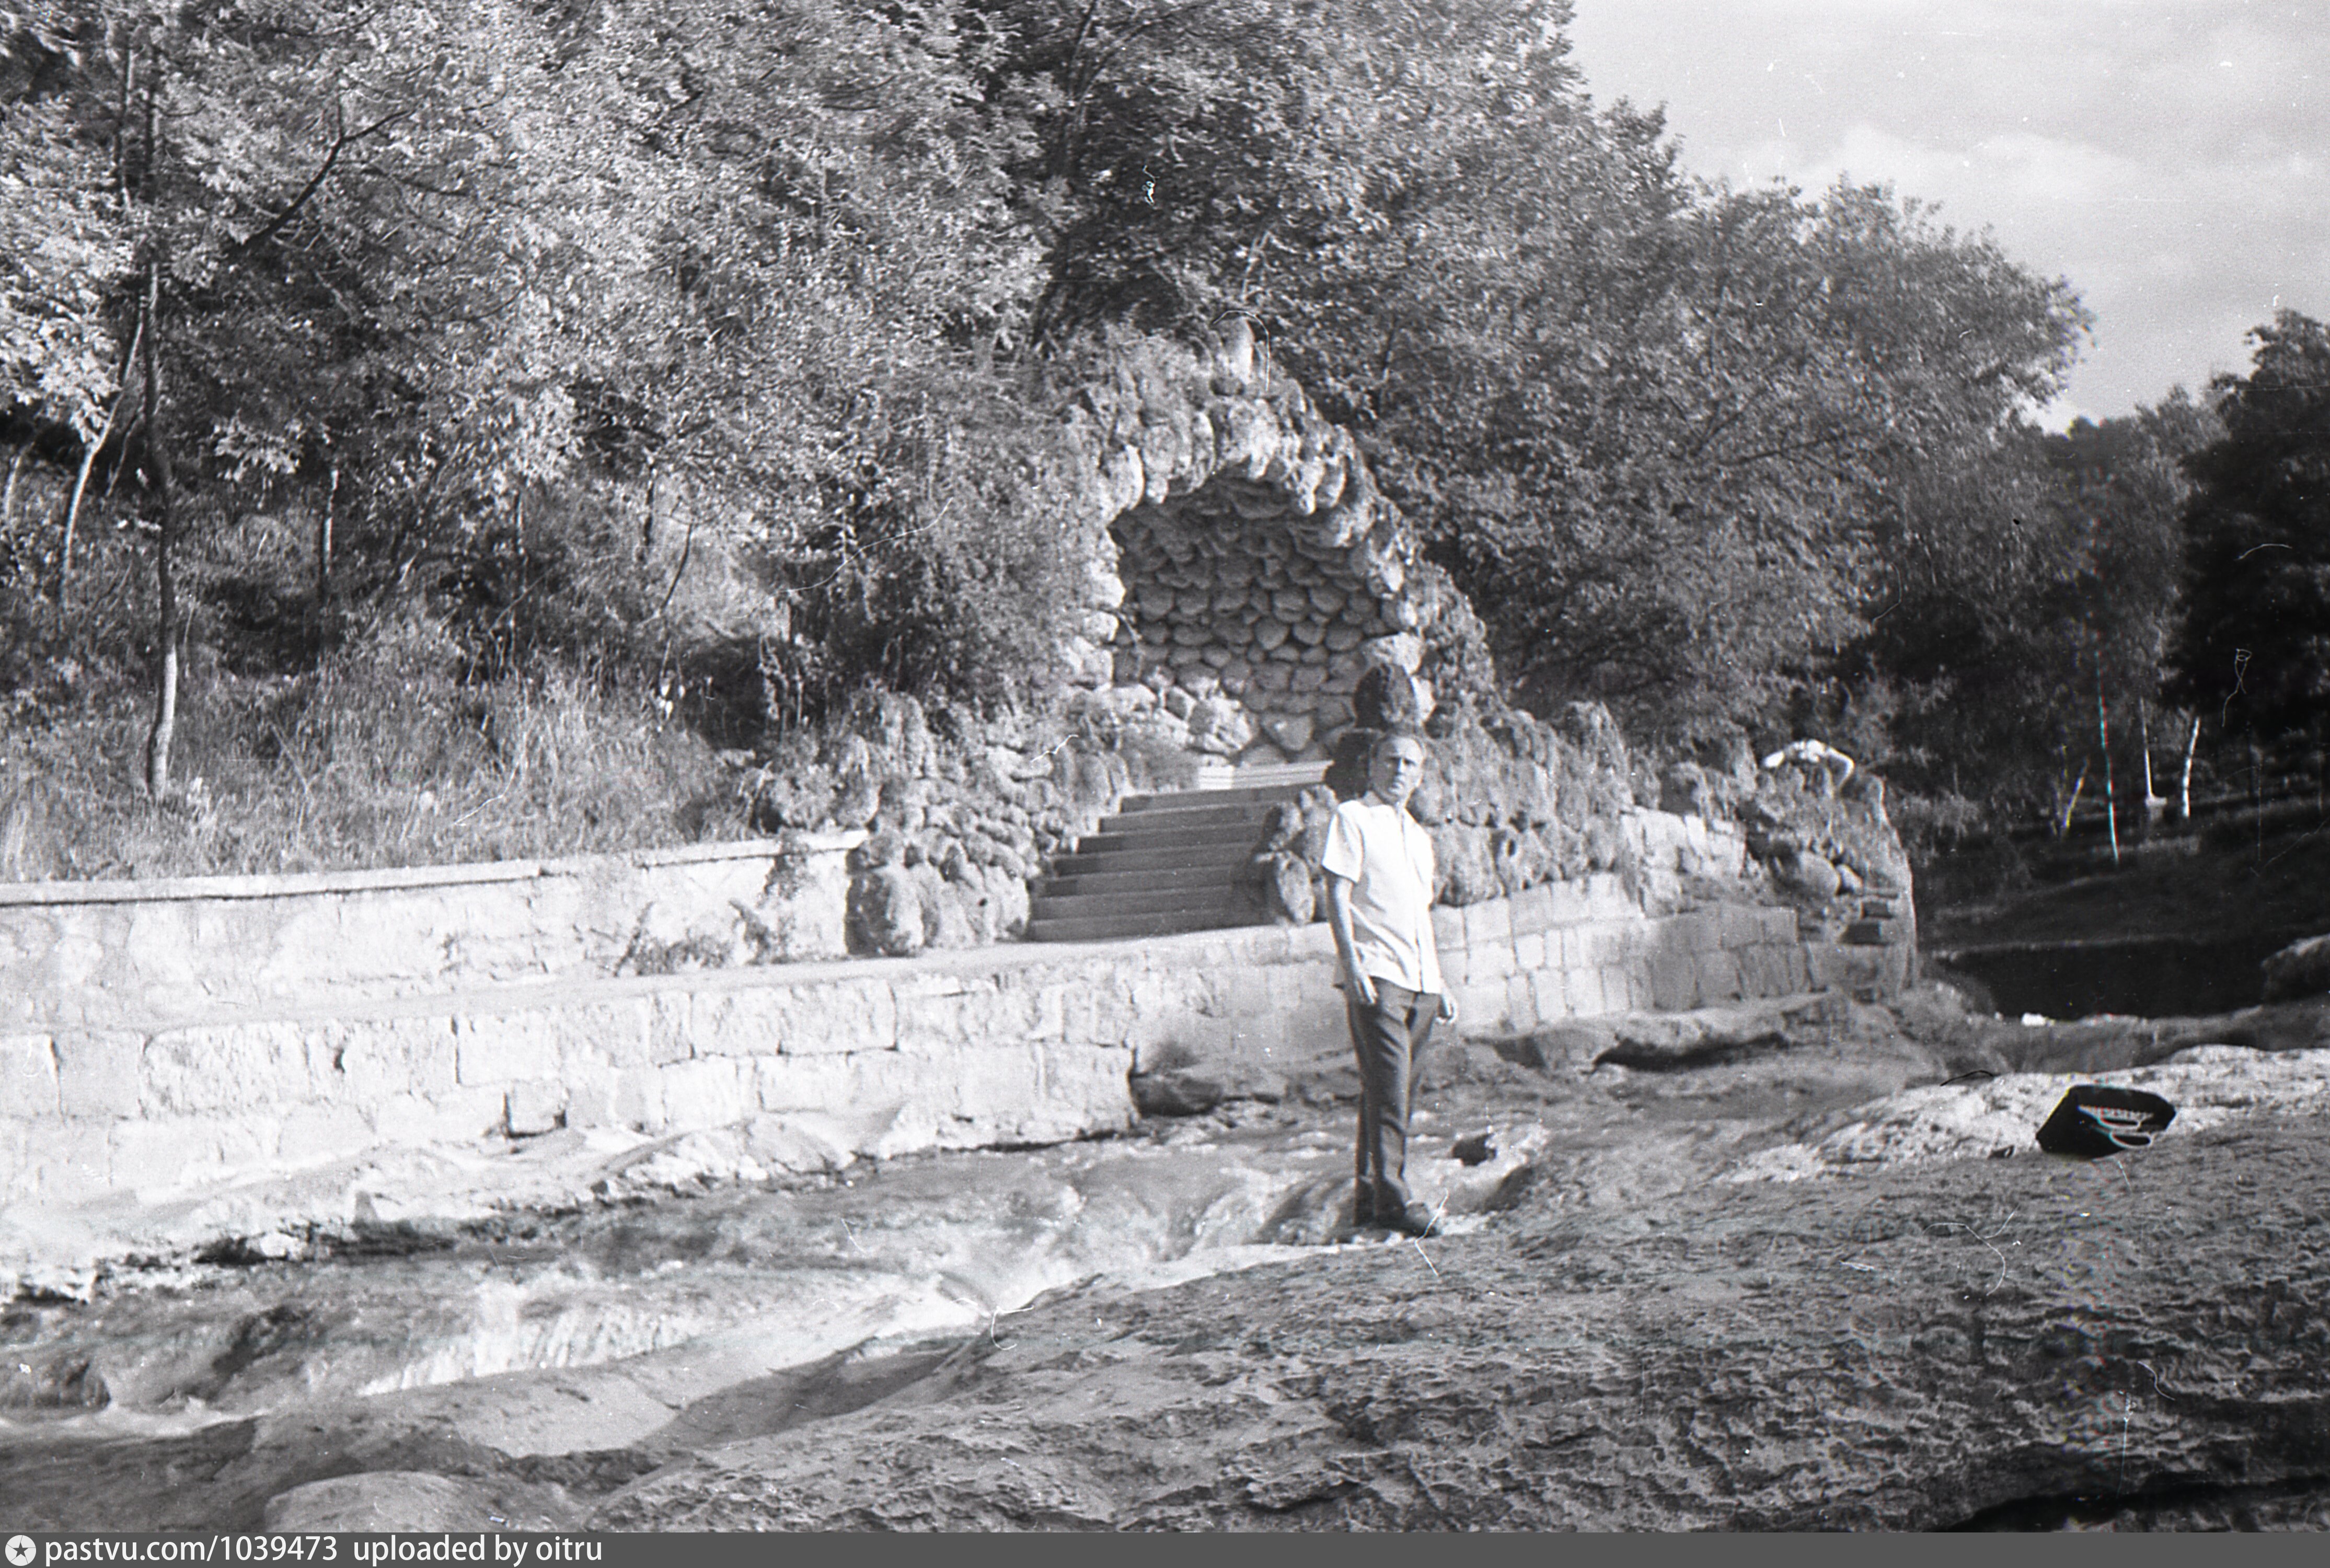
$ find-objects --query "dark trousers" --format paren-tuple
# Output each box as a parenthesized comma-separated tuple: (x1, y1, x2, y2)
(1347, 980, 1438, 1215)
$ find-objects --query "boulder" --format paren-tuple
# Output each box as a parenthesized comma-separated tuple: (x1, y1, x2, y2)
(1266, 851, 1317, 924)
(1432, 822, 1501, 904)
(1129, 1068, 1228, 1118)
(1353, 663, 1425, 730)
(1775, 847, 1844, 900)
(2263, 933, 2330, 1003)
(1659, 761, 1715, 820)
(1582, 817, 1624, 872)
(1261, 712, 1314, 754)
(1188, 696, 1255, 755)
(848, 864, 924, 956)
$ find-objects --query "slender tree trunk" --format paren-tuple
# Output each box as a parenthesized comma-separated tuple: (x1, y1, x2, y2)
(2178, 714, 2200, 822)
(2097, 677, 2119, 866)
(1, 442, 27, 537)
(316, 462, 338, 656)
(56, 317, 145, 610)
(2056, 757, 2089, 839)
(140, 251, 179, 801)
(2139, 700, 2166, 830)
(114, 28, 135, 201)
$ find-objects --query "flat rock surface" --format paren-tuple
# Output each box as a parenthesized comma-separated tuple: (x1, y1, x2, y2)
(591, 1111, 2330, 1530)
(263, 1471, 578, 1532)
(7, 987, 2329, 1531)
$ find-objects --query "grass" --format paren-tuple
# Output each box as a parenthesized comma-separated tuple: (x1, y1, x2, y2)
(0, 615, 751, 881)
(1919, 804, 2330, 953)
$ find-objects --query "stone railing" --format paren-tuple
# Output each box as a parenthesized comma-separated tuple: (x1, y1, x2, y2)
(0, 834, 861, 1033)
(1, 866, 1850, 1215)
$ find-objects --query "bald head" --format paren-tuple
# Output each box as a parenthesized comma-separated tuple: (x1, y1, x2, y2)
(1367, 731, 1426, 807)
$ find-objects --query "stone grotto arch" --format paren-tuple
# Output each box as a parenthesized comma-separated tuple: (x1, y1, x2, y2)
(1053, 323, 1468, 765)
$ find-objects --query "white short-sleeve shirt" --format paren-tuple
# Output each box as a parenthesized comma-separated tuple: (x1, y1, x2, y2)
(1321, 796, 1443, 996)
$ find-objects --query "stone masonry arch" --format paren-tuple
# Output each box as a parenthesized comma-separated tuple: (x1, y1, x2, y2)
(1056, 326, 1447, 765)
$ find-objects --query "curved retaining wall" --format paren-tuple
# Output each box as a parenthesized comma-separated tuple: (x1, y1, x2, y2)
(0, 901, 1868, 1219)
(0, 808, 1899, 1222)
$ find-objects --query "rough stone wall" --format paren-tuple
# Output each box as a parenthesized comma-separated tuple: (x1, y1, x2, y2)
(1053, 333, 1446, 764)
(746, 691, 1193, 957)
(743, 336, 1916, 958)
(1108, 477, 1416, 761)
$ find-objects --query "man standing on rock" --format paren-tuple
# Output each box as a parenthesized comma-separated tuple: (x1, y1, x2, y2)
(1324, 729, 1456, 1237)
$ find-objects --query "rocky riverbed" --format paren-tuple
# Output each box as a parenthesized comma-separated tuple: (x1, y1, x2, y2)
(5, 985, 2328, 1531)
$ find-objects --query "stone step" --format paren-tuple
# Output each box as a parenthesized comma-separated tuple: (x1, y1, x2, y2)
(1039, 863, 1253, 899)
(1028, 779, 1320, 944)
(1859, 898, 1900, 921)
(1031, 884, 1265, 921)
(1842, 917, 1902, 946)
(1072, 822, 1279, 856)
(1046, 843, 1261, 878)
(1025, 907, 1275, 943)
(1116, 782, 1320, 811)
(1225, 761, 1331, 788)
(1092, 800, 1288, 835)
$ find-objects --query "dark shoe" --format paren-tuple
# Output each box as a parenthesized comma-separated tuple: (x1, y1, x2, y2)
(1385, 1203, 1443, 1238)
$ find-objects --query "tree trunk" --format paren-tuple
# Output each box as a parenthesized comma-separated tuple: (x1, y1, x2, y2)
(113, 27, 135, 200)
(1, 442, 27, 542)
(55, 316, 145, 611)
(2139, 700, 2166, 830)
(316, 462, 338, 657)
(2097, 677, 2119, 866)
(140, 251, 179, 801)
(2055, 757, 2088, 839)
(2178, 714, 2200, 822)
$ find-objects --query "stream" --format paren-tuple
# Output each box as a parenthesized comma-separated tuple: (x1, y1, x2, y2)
(0, 1104, 1542, 1438)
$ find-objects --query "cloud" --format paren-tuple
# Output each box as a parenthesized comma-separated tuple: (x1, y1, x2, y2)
(1566, 0, 2330, 411)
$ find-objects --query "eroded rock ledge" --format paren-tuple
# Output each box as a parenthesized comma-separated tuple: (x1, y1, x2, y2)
(584, 1106, 2330, 1531)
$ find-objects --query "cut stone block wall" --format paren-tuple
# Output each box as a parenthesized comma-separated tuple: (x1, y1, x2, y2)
(0, 870, 1845, 1212)
(0, 835, 862, 1033)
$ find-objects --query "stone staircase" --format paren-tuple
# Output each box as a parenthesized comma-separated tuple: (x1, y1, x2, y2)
(1842, 892, 1908, 947)
(1027, 763, 1329, 943)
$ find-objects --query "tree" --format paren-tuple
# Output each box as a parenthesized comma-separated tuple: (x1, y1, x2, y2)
(2, 0, 1092, 759)
(2166, 311, 2330, 752)
(1375, 178, 2085, 738)
(1831, 392, 2213, 830)
(975, 0, 2088, 737)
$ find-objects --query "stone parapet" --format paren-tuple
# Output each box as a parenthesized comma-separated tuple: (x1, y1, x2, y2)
(1, 871, 1853, 1212)
(0, 834, 863, 1033)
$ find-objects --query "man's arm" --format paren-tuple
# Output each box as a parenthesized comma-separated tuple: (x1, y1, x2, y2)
(1323, 872, 1376, 1009)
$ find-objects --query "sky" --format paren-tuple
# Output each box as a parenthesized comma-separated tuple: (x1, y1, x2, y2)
(1563, 0, 2326, 426)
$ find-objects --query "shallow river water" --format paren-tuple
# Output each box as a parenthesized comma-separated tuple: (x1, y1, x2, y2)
(0, 1105, 1540, 1435)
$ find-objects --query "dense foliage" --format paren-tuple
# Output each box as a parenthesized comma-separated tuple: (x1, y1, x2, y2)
(2166, 312, 2330, 750)
(2, 0, 2317, 869)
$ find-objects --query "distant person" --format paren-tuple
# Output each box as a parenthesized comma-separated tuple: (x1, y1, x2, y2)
(1323, 729, 1457, 1237)
(1760, 738, 1855, 797)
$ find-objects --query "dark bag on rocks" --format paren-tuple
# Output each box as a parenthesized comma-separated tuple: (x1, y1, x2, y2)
(2036, 1084, 2176, 1157)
